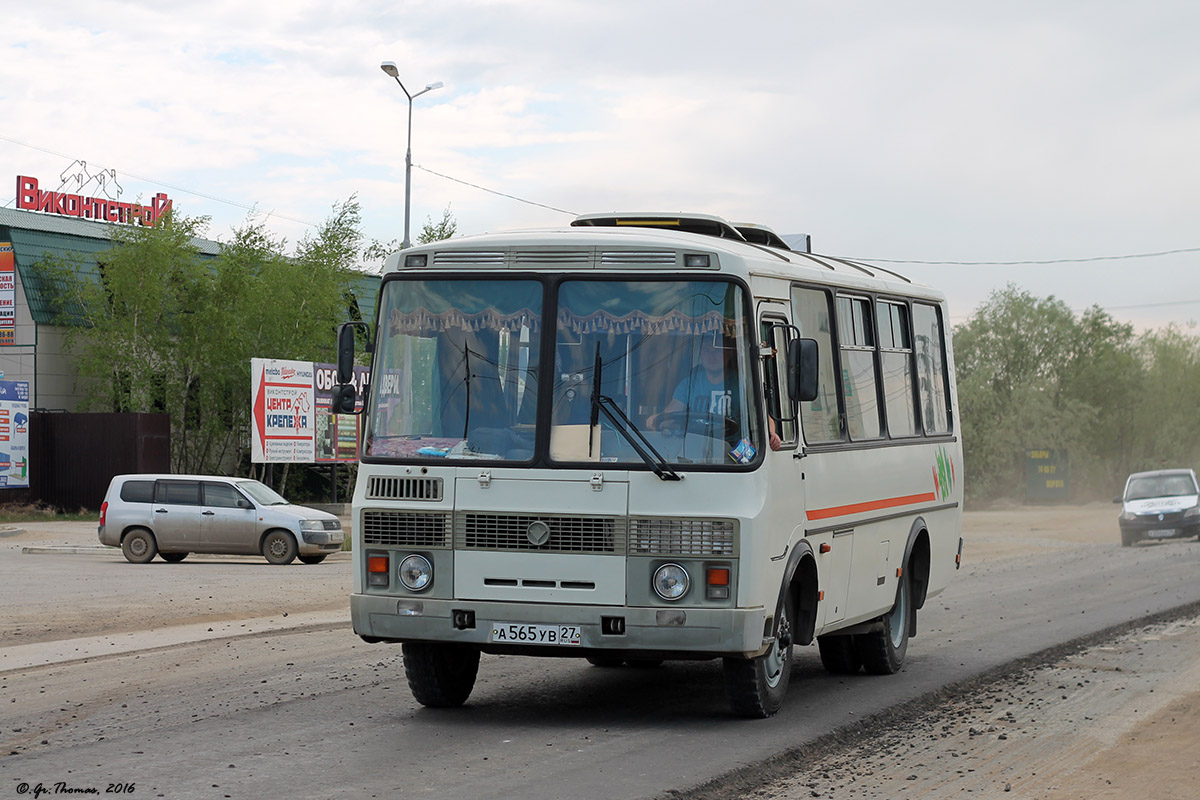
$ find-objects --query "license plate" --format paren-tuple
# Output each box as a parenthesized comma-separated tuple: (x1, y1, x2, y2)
(489, 623, 582, 646)
(1148, 529, 1177, 538)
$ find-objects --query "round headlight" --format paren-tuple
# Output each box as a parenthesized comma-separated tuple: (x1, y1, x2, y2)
(398, 554, 433, 592)
(652, 563, 690, 601)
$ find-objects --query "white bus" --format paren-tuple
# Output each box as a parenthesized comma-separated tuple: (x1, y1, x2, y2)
(334, 212, 963, 718)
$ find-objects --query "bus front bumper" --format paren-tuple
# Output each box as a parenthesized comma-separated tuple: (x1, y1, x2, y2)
(351, 593, 769, 658)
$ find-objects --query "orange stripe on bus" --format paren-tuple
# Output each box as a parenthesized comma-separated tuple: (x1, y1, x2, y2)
(807, 492, 937, 521)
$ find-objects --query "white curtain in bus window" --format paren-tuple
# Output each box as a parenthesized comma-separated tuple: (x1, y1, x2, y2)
(837, 295, 881, 440)
(366, 279, 542, 460)
(551, 280, 759, 465)
(877, 301, 917, 437)
(913, 302, 951, 435)
(789, 286, 842, 442)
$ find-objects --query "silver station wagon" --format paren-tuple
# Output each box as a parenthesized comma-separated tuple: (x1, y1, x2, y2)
(98, 474, 344, 565)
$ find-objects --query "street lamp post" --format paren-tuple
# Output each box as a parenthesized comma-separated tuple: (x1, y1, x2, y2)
(380, 61, 443, 249)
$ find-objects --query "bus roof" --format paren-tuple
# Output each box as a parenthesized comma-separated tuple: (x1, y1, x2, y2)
(385, 217, 942, 301)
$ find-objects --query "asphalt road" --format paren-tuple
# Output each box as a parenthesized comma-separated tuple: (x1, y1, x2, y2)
(1, 511, 1198, 799)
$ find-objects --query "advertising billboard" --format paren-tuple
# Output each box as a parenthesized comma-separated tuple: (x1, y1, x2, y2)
(0, 380, 30, 487)
(0, 242, 14, 346)
(251, 359, 369, 464)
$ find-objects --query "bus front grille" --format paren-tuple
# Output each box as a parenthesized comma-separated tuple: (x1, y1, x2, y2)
(455, 513, 627, 554)
(363, 510, 452, 548)
(629, 517, 738, 556)
(366, 476, 443, 501)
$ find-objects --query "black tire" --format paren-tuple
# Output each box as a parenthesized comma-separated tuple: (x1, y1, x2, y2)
(159, 552, 188, 563)
(298, 555, 327, 565)
(817, 634, 862, 674)
(402, 642, 481, 708)
(856, 573, 910, 675)
(261, 531, 298, 565)
(723, 592, 794, 718)
(1120, 530, 1135, 547)
(585, 655, 625, 668)
(121, 529, 158, 564)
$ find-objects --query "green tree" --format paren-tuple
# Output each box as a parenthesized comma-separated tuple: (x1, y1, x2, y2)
(34, 199, 368, 474)
(953, 284, 1200, 505)
(954, 286, 1100, 503)
(417, 205, 458, 244)
(364, 205, 458, 268)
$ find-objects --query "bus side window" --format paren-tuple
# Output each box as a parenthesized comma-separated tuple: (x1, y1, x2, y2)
(789, 286, 843, 443)
(913, 302, 952, 434)
(877, 300, 918, 437)
(836, 294, 881, 440)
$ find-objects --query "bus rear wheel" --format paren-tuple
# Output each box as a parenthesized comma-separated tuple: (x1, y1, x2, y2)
(723, 594, 794, 718)
(402, 642, 481, 708)
(856, 573, 910, 675)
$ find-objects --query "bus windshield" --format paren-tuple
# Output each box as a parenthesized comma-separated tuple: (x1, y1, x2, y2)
(363, 277, 761, 467)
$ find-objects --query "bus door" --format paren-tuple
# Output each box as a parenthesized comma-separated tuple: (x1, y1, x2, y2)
(785, 285, 855, 626)
(758, 305, 810, 582)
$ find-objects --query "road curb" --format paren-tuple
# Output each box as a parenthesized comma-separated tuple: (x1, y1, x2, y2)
(18, 545, 352, 559)
(0, 609, 352, 674)
(0, 527, 28, 538)
(21, 545, 113, 554)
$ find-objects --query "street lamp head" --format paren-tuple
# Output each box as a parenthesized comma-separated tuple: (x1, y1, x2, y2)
(425, 81, 444, 92)
(380, 61, 400, 78)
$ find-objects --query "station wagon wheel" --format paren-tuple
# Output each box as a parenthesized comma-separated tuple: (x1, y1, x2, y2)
(722, 591, 794, 718)
(298, 555, 327, 565)
(261, 531, 298, 565)
(402, 642, 481, 707)
(121, 529, 158, 564)
(855, 571, 910, 675)
(160, 552, 188, 563)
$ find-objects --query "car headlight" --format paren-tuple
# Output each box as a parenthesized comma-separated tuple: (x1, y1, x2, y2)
(398, 554, 433, 592)
(652, 563, 690, 601)
(1120, 511, 1137, 521)
(1185, 506, 1200, 517)
(300, 520, 326, 531)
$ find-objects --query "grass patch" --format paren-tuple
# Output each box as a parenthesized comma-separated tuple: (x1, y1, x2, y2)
(0, 503, 97, 523)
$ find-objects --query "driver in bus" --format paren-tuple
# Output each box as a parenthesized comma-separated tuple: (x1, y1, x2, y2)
(646, 335, 781, 451)
(647, 336, 734, 431)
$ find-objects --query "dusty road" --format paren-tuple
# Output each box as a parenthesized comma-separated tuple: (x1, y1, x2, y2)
(1, 504, 1198, 799)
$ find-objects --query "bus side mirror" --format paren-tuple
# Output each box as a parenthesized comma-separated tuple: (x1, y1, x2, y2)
(787, 338, 819, 403)
(336, 323, 358, 384)
(334, 322, 370, 415)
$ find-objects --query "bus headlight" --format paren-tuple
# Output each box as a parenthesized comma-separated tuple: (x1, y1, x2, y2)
(652, 563, 690, 601)
(398, 554, 433, 592)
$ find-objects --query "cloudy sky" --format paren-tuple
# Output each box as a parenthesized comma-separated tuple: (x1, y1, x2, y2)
(2, 1, 1197, 329)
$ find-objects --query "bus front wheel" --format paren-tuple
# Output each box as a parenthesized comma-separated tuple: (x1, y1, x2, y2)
(722, 593, 794, 718)
(402, 642, 480, 708)
(856, 573, 910, 674)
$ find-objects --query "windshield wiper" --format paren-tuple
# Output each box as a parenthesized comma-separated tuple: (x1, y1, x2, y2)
(590, 346, 681, 481)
